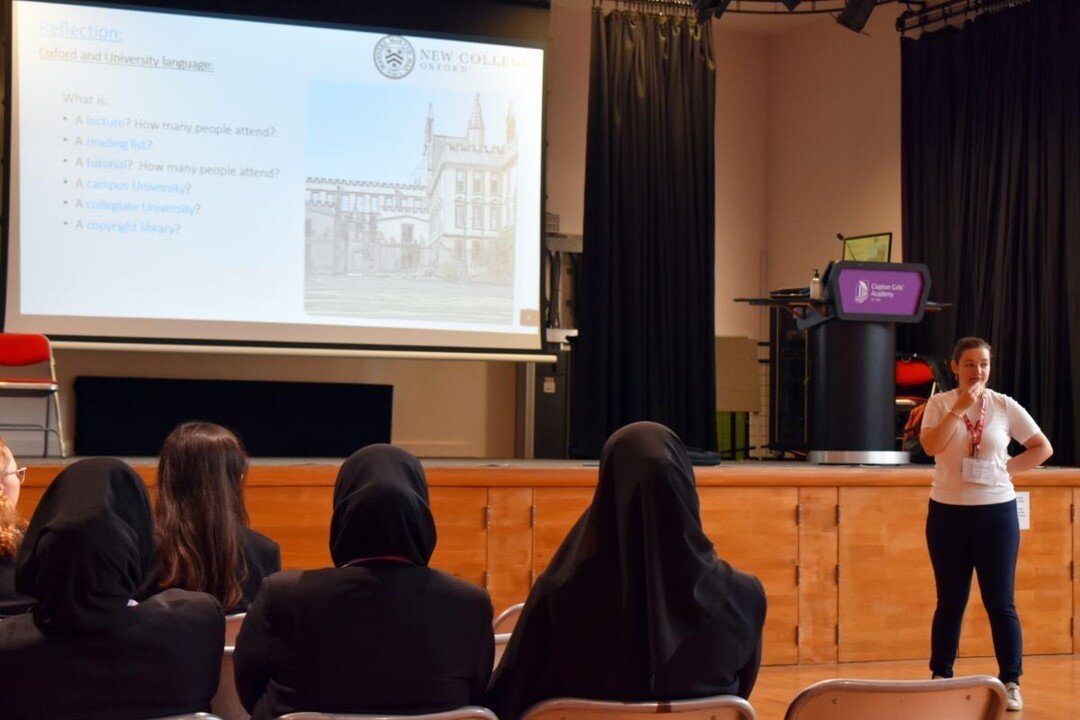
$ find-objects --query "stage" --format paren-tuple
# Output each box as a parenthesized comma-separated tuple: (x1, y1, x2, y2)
(19, 459, 1080, 667)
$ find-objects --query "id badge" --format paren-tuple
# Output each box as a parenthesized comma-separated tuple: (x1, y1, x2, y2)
(962, 457, 999, 485)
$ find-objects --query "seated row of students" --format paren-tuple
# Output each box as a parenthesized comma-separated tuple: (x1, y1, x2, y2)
(0, 421, 766, 720)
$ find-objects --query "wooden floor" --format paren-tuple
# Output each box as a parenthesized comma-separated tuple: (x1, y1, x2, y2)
(752, 654, 1080, 720)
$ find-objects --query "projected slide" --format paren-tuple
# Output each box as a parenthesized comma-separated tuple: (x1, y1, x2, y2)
(7, 1, 544, 350)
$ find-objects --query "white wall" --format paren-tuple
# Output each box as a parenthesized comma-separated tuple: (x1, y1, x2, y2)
(764, 8, 904, 291)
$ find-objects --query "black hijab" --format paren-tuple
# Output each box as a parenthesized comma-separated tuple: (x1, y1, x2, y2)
(487, 422, 762, 718)
(329, 444, 436, 567)
(15, 458, 154, 633)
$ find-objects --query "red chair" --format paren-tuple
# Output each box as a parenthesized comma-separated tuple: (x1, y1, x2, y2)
(895, 356, 939, 412)
(0, 333, 66, 457)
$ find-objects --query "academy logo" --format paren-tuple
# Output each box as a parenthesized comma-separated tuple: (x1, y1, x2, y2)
(855, 280, 869, 303)
(374, 35, 415, 79)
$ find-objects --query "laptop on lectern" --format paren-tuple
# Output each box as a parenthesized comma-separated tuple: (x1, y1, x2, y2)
(841, 232, 893, 263)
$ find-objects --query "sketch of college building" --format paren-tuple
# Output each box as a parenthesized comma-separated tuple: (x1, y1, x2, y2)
(305, 94, 519, 284)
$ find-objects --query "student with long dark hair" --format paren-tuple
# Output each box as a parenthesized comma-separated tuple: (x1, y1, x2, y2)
(144, 421, 280, 612)
(235, 444, 493, 720)
(486, 422, 767, 720)
(0, 458, 223, 720)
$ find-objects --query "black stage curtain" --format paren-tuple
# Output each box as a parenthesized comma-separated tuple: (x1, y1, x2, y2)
(900, 0, 1080, 464)
(570, 9, 716, 458)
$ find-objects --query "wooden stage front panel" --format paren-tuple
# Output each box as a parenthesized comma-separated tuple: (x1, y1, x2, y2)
(18, 462, 1080, 666)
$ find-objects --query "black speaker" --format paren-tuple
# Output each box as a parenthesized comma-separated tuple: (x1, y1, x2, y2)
(837, 0, 878, 32)
(532, 349, 570, 459)
(74, 376, 392, 457)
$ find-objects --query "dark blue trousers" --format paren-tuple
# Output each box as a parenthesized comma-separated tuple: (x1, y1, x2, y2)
(926, 498, 1022, 683)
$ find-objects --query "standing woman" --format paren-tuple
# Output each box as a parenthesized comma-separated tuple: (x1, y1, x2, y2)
(145, 421, 281, 613)
(920, 337, 1053, 712)
(0, 437, 34, 616)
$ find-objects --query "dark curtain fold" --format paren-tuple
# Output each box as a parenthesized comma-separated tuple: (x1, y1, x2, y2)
(570, 9, 717, 458)
(901, 0, 1080, 464)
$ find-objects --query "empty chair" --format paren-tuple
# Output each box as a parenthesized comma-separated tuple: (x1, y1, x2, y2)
(276, 708, 498, 720)
(520, 696, 756, 720)
(782, 676, 1006, 720)
(0, 333, 66, 457)
(493, 602, 525, 634)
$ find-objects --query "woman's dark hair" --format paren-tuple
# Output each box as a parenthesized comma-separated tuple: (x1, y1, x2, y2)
(952, 336, 993, 364)
(155, 421, 249, 610)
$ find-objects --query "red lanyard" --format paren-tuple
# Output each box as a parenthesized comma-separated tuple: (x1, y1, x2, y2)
(961, 394, 987, 458)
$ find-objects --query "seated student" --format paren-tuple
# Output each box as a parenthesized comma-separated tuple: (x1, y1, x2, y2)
(0, 437, 33, 616)
(235, 444, 494, 720)
(142, 421, 281, 613)
(486, 422, 768, 720)
(0, 457, 224, 720)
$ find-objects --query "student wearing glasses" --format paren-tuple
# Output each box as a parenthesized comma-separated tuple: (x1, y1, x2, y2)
(0, 437, 33, 616)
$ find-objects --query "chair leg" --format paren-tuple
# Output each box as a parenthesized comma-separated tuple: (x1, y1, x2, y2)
(43, 394, 51, 458)
(52, 391, 68, 458)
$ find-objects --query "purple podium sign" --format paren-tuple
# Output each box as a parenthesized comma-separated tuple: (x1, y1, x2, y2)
(829, 262, 931, 323)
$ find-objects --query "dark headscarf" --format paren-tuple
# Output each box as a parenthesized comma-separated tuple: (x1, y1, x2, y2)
(15, 457, 154, 633)
(487, 422, 764, 719)
(329, 444, 436, 567)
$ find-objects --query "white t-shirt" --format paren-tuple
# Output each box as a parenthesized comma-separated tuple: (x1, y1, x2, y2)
(922, 388, 1041, 505)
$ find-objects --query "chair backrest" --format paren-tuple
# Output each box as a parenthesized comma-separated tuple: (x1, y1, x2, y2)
(276, 707, 498, 720)
(895, 356, 937, 392)
(493, 631, 512, 669)
(225, 612, 246, 646)
(492, 602, 525, 633)
(521, 696, 756, 720)
(782, 675, 1006, 720)
(212, 646, 249, 720)
(0, 333, 53, 368)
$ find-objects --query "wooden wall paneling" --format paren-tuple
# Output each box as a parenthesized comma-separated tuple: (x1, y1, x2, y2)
(798, 486, 839, 664)
(532, 488, 592, 579)
(698, 487, 800, 665)
(246, 485, 333, 570)
(428, 487, 488, 588)
(960, 487, 1073, 657)
(1076, 488, 1080, 655)
(838, 487, 936, 662)
(487, 487, 534, 615)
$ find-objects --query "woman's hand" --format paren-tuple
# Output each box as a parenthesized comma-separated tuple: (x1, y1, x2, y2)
(952, 380, 985, 413)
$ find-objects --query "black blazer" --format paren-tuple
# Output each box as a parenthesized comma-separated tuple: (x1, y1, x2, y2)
(236, 526, 281, 613)
(0, 589, 224, 720)
(0, 558, 34, 617)
(235, 563, 494, 720)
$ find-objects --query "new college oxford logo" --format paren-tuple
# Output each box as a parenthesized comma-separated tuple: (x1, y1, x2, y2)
(374, 35, 416, 79)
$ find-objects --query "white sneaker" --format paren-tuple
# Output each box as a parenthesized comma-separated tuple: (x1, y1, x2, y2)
(1004, 682, 1023, 712)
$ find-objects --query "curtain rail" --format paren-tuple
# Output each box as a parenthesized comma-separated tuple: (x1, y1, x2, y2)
(594, 0, 894, 16)
(896, 0, 1037, 33)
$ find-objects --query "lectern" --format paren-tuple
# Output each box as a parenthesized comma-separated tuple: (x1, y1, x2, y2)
(806, 261, 931, 464)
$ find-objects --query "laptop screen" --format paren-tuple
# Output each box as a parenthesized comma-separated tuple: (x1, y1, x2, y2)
(841, 233, 893, 263)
